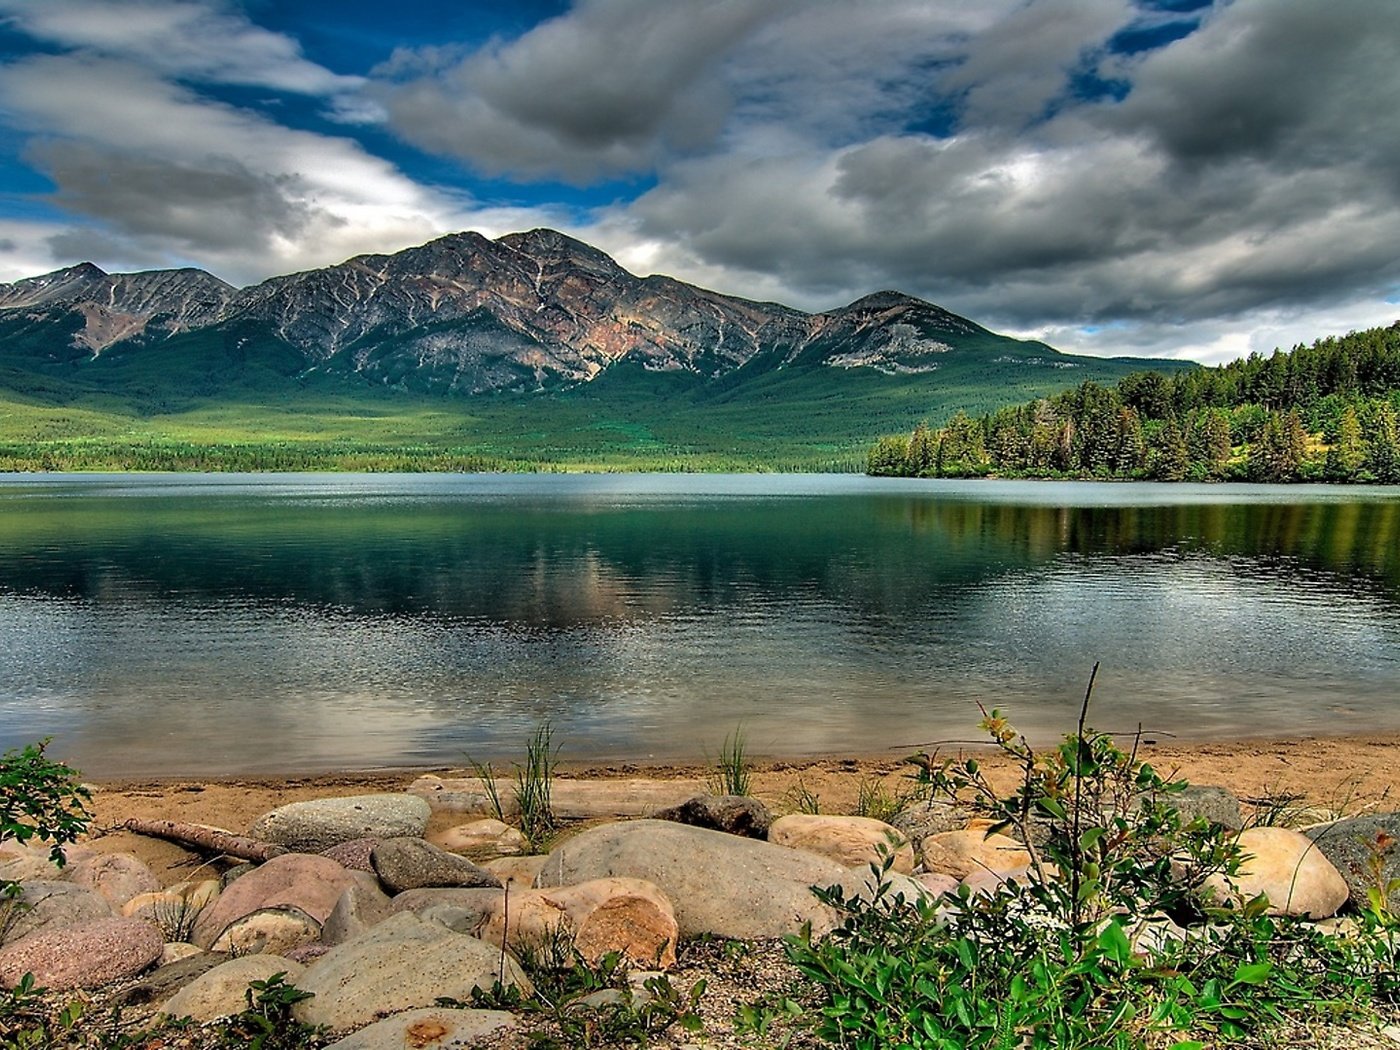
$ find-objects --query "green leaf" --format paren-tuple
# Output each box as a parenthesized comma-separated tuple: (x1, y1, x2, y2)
(1098, 920, 1132, 966)
(1231, 960, 1273, 986)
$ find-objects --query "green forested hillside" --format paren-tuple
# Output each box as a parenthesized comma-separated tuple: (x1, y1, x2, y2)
(868, 324, 1400, 482)
(0, 335, 1184, 472)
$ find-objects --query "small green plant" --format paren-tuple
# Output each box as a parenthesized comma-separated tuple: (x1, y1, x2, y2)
(468, 927, 704, 1048)
(151, 893, 207, 944)
(0, 973, 180, 1049)
(516, 722, 558, 854)
(0, 741, 91, 898)
(853, 775, 926, 823)
(707, 727, 751, 797)
(215, 973, 324, 1050)
(786, 777, 821, 815)
(466, 721, 558, 854)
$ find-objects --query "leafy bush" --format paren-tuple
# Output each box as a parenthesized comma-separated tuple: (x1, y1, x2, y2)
(0, 741, 91, 898)
(785, 672, 1400, 1048)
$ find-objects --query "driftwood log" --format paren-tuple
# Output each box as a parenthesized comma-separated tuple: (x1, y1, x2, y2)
(121, 818, 287, 862)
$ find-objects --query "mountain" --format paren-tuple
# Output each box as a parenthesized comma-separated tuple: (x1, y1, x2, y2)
(0, 229, 1194, 470)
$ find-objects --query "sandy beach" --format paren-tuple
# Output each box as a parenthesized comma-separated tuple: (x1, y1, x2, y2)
(81, 731, 1400, 882)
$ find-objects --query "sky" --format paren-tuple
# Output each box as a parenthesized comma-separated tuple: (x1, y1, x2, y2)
(0, 0, 1396, 364)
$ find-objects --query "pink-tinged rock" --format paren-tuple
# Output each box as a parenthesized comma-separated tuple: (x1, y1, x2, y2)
(65, 852, 160, 909)
(3, 881, 113, 942)
(1204, 827, 1350, 920)
(914, 872, 960, 898)
(769, 814, 915, 874)
(545, 878, 679, 970)
(921, 829, 1032, 880)
(321, 838, 378, 873)
(0, 917, 162, 990)
(192, 853, 354, 948)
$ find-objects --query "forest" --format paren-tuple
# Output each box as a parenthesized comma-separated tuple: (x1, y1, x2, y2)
(867, 323, 1400, 482)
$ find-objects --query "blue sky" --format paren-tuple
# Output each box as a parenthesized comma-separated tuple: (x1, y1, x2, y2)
(0, 0, 1396, 363)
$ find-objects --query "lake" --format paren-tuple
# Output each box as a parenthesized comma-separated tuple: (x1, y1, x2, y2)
(2, 473, 1399, 778)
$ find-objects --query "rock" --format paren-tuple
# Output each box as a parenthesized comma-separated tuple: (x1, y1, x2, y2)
(386, 887, 509, 934)
(431, 819, 528, 855)
(64, 852, 160, 909)
(211, 906, 322, 956)
(323, 872, 394, 947)
(1204, 827, 1350, 919)
(1146, 785, 1244, 830)
(0, 842, 94, 884)
(286, 943, 333, 965)
(0, 917, 162, 990)
(122, 880, 219, 940)
(652, 795, 773, 839)
(961, 865, 1040, 900)
(535, 819, 855, 939)
(193, 853, 354, 949)
(249, 794, 431, 853)
(920, 828, 1032, 880)
(324, 1007, 516, 1050)
(484, 855, 549, 888)
(160, 942, 205, 965)
(408, 776, 707, 819)
(914, 872, 961, 898)
(116, 951, 229, 1006)
(545, 878, 679, 969)
(1304, 813, 1400, 913)
(321, 838, 379, 873)
(159, 955, 304, 1022)
(889, 802, 966, 846)
(292, 912, 532, 1031)
(371, 837, 501, 893)
(221, 862, 256, 888)
(1, 881, 112, 943)
(768, 814, 915, 873)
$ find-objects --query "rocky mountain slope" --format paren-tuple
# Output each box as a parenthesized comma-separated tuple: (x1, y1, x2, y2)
(0, 228, 1080, 395)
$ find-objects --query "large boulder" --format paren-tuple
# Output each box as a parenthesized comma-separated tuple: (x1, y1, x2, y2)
(0, 917, 162, 991)
(768, 814, 915, 873)
(292, 912, 531, 1031)
(920, 828, 1032, 880)
(64, 852, 161, 910)
(1, 881, 112, 943)
(652, 795, 773, 839)
(193, 854, 354, 949)
(116, 951, 230, 1007)
(325, 1007, 516, 1050)
(537, 819, 861, 939)
(322, 872, 394, 947)
(889, 802, 966, 846)
(431, 819, 527, 856)
(370, 838, 501, 893)
(249, 794, 431, 853)
(408, 776, 706, 819)
(159, 955, 305, 1022)
(210, 906, 323, 956)
(546, 879, 679, 969)
(1304, 813, 1400, 913)
(1205, 827, 1350, 919)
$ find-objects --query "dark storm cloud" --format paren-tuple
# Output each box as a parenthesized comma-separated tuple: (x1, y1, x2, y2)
(375, 0, 790, 183)
(619, 0, 1400, 355)
(30, 140, 320, 255)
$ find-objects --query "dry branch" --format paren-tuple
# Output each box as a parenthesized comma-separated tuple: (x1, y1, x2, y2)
(121, 818, 287, 862)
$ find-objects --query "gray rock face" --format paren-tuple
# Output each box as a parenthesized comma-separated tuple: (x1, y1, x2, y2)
(249, 794, 431, 853)
(320, 837, 378, 872)
(1151, 785, 1244, 831)
(116, 951, 231, 1007)
(322, 871, 394, 946)
(159, 955, 305, 1022)
(0, 917, 163, 990)
(1, 881, 113, 944)
(371, 838, 501, 893)
(652, 794, 773, 839)
(1304, 813, 1400, 912)
(889, 803, 966, 846)
(324, 1007, 516, 1050)
(193, 853, 354, 949)
(293, 912, 531, 1030)
(535, 819, 859, 939)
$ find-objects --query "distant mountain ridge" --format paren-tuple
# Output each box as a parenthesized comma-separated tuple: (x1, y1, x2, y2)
(0, 228, 1089, 395)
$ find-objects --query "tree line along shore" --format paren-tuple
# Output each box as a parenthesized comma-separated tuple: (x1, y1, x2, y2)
(868, 323, 1400, 482)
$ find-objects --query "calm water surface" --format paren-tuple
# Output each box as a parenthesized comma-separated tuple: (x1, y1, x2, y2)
(2, 473, 1399, 777)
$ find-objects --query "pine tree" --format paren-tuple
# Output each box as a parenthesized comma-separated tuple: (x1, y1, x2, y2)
(1323, 404, 1364, 481)
(1365, 403, 1400, 483)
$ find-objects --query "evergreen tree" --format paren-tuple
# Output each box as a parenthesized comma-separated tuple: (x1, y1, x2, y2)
(906, 421, 936, 476)
(1365, 403, 1400, 483)
(1323, 405, 1364, 481)
(1151, 419, 1189, 481)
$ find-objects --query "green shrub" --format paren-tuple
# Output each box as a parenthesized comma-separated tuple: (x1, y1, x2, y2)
(0, 741, 90, 899)
(785, 669, 1400, 1048)
(707, 728, 751, 797)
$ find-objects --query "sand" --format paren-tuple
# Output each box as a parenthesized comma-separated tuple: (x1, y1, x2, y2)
(79, 731, 1399, 884)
